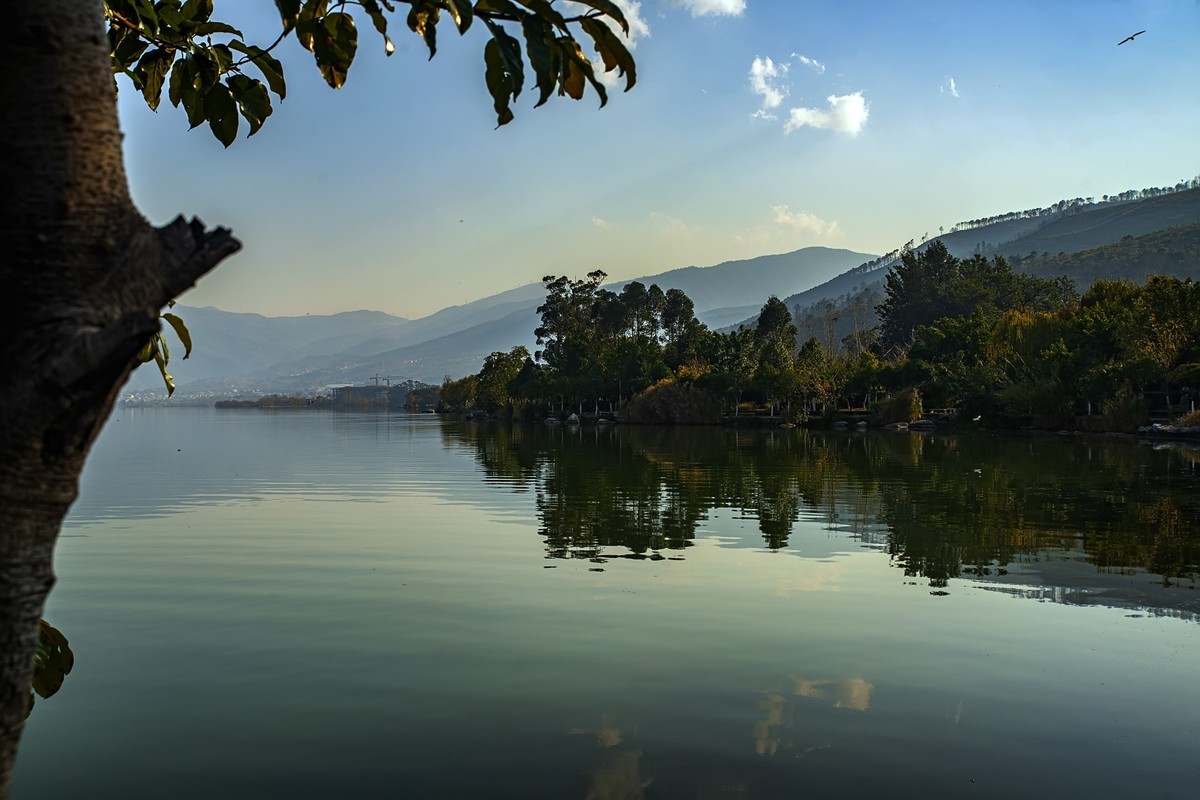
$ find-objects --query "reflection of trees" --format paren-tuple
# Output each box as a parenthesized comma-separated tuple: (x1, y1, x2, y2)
(846, 435, 1200, 590)
(443, 423, 1200, 593)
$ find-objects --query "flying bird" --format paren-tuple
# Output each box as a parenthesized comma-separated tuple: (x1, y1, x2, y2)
(1117, 30, 1146, 45)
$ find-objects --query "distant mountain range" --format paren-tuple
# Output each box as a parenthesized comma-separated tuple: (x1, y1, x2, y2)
(126, 246, 874, 398)
(126, 183, 1199, 401)
(781, 187, 1200, 349)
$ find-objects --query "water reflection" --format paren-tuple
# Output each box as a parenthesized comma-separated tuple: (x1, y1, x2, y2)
(792, 677, 873, 712)
(582, 750, 652, 800)
(446, 423, 1200, 616)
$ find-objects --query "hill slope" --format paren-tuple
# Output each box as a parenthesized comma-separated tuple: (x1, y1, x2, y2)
(133, 246, 874, 397)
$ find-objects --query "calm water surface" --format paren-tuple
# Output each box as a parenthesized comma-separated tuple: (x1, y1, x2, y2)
(13, 409, 1200, 799)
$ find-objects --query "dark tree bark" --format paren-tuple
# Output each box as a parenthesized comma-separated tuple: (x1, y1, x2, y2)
(0, 3, 240, 793)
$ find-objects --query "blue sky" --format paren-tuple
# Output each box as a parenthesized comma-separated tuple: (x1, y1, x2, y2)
(119, 1, 1200, 318)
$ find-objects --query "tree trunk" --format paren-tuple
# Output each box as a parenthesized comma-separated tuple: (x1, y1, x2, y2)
(0, 4, 240, 794)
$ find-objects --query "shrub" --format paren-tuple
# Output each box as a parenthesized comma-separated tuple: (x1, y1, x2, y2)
(1175, 409, 1200, 427)
(873, 387, 922, 424)
(997, 378, 1074, 429)
(623, 379, 722, 424)
(1100, 384, 1150, 433)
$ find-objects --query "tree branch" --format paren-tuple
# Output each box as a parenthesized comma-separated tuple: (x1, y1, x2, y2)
(157, 216, 243, 302)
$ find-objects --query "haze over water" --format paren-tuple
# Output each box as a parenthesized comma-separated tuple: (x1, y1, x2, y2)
(14, 409, 1200, 798)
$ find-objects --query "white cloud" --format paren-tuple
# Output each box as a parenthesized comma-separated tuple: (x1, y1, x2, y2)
(749, 56, 788, 120)
(784, 92, 869, 135)
(674, 0, 746, 16)
(792, 53, 826, 75)
(771, 205, 842, 237)
(592, 216, 612, 230)
(941, 76, 960, 98)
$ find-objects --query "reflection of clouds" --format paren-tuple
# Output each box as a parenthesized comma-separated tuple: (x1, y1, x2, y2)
(583, 750, 653, 800)
(792, 677, 873, 711)
(773, 561, 845, 596)
(569, 712, 624, 748)
(753, 693, 788, 757)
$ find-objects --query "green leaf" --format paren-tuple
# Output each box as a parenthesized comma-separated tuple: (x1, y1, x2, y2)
(210, 43, 234, 73)
(296, 0, 329, 52)
(579, 17, 635, 91)
(569, 1, 630, 36)
(134, 47, 174, 111)
(484, 38, 515, 127)
(513, 0, 568, 32)
(193, 21, 243, 37)
(312, 12, 358, 89)
(168, 55, 197, 110)
(520, 17, 556, 107)
(30, 621, 74, 702)
(111, 27, 150, 73)
(181, 0, 213, 24)
(407, 3, 440, 59)
(205, 82, 238, 146)
(137, 338, 155, 363)
(157, 2, 185, 31)
(153, 345, 176, 396)
(274, 0, 301, 29)
(192, 48, 220, 91)
(484, 20, 524, 101)
(362, 0, 395, 55)
(226, 76, 273, 137)
(475, 0, 522, 13)
(130, 0, 160, 33)
(558, 38, 605, 106)
(440, 0, 473, 34)
(156, 331, 171, 364)
(556, 38, 587, 101)
(228, 41, 287, 100)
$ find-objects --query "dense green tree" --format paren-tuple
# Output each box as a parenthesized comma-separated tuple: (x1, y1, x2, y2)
(877, 240, 1075, 353)
(697, 327, 758, 414)
(439, 374, 478, 412)
(0, 2, 637, 786)
(661, 288, 706, 370)
(475, 346, 530, 412)
(752, 297, 798, 415)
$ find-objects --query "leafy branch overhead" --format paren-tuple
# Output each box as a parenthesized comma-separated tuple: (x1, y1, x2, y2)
(106, 0, 637, 144)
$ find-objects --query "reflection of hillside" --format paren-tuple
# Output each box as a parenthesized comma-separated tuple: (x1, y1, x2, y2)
(444, 424, 1200, 615)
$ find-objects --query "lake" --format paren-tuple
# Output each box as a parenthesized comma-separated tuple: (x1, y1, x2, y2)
(12, 408, 1200, 799)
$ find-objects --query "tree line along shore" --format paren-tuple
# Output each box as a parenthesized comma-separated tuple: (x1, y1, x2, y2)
(423, 242, 1199, 434)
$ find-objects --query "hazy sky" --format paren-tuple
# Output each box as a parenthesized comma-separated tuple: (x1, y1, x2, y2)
(119, 0, 1200, 319)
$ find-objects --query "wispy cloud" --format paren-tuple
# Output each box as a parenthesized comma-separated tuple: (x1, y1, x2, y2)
(650, 212, 695, 239)
(749, 56, 788, 120)
(792, 53, 826, 74)
(940, 76, 960, 98)
(771, 205, 842, 237)
(674, 0, 747, 16)
(784, 92, 869, 135)
(592, 216, 612, 230)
